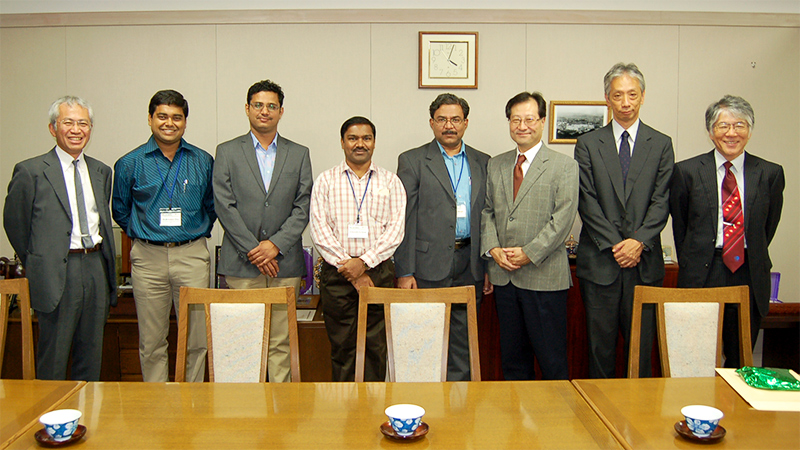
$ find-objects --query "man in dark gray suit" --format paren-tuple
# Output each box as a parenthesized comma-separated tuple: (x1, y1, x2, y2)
(396, 93, 492, 381)
(213, 79, 312, 382)
(4, 96, 117, 380)
(574, 63, 674, 378)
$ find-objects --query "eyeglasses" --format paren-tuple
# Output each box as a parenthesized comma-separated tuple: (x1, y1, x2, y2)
(509, 117, 542, 127)
(249, 102, 280, 112)
(434, 117, 464, 126)
(714, 122, 749, 134)
(59, 120, 92, 130)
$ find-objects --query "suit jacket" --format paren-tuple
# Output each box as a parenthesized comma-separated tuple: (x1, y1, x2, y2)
(481, 145, 579, 291)
(669, 150, 784, 318)
(3, 148, 117, 313)
(574, 122, 674, 285)
(213, 133, 312, 278)
(395, 140, 490, 283)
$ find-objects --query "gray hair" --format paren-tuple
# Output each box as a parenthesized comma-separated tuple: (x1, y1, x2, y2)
(603, 63, 646, 97)
(48, 96, 94, 127)
(705, 95, 754, 133)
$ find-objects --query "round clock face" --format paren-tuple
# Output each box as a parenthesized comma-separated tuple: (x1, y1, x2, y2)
(429, 42, 468, 79)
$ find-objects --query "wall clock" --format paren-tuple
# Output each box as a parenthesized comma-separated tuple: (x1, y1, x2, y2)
(419, 32, 478, 89)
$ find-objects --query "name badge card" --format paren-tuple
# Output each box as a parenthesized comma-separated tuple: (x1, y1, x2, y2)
(456, 202, 467, 219)
(160, 208, 182, 227)
(348, 223, 369, 239)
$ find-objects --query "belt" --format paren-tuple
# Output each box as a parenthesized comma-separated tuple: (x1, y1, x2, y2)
(68, 243, 102, 254)
(454, 237, 471, 250)
(138, 237, 202, 248)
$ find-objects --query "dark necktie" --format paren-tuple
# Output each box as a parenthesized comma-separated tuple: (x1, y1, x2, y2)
(73, 159, 94, 249)
(619, 130, 631, 186)
(513, 153, 525, 200)
(722, 161, 744, 272)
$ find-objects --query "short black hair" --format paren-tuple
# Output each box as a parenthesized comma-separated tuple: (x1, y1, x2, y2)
(247, 79, 285, 106)
(340, 116, 376, 139)
(429, 93, 470, 119)
(504, 92, 546, 120)
(149, 90, 188, 118)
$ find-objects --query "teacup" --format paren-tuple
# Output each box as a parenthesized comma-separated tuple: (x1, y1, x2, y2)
(385, 404, 425, 437)
(681, 405, 723, 438)
(39, 409, 82, 442)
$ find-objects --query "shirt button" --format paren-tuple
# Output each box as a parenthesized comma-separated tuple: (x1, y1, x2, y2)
(265, 202, 269, 207)
(509, 217, 514, 222)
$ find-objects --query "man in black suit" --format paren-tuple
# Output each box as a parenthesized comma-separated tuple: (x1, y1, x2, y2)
(574, 63, 674, 378)
(395, 93, 492, 381)
(4, 96, 117, 380)
(670, 95, 784, 368)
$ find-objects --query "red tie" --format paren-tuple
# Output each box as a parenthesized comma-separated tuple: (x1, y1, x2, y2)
(513, 153, 525, 200)
(722, 161, 744, 272)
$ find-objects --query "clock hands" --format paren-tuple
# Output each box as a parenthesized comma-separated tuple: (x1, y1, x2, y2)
(447, 45, 458, 66)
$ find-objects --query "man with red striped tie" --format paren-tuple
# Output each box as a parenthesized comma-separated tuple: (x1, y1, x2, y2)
(670, 95, 784, 368)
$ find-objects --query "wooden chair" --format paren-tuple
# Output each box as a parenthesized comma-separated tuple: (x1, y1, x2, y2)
(175, 286, 301, 382)
(0, 278, 35, 379)
(355, 285, 480, 382)
(628, 285, 753, 378)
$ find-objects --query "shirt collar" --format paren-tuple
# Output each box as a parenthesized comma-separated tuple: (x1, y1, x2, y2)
(339, 159, 376, 178)
(54, 145, 82, 170)
(436, 140, 466, 159)
(143, 135, 190, 156)
(714, 148, 745, 173)
(517, 141, 543, 161)
(251, 132, 279, 152)
(612, 118, 641, 143)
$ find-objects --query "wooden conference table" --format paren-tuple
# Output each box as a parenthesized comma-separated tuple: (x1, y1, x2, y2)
(574, 377, 800, 449)
(0, 379, 84, 448)
(5, 380, 620, 449)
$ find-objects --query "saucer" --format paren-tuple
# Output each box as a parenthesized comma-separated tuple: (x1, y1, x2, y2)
(34, 424, 86, 447)
(380, 421, 429, 441)
(675, 420, 726, 443)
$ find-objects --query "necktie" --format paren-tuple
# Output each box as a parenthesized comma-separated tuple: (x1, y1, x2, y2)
(722, 161, 744, 272)
(619, 130, 631, 186)
(513, 153, 525, 200)
(73, 159, 94, 249)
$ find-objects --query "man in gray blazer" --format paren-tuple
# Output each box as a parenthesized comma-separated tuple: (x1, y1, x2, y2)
(396, 93, 492, 381)
(4, 96, 117, 380)
(574, 63, 674, 378)
(213, 79, 312, 382)
(481, 92, 579, 380)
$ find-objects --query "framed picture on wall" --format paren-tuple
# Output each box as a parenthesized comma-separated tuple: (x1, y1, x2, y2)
(419, 32, 478, 89)
(548, 101, 611, 144)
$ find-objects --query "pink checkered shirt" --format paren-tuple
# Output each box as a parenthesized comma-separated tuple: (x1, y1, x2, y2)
(310, 160, 406, 268)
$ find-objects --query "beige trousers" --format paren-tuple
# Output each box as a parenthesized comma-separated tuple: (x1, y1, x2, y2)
(131, 238, 209, 382)
(224, 274, 300, 383)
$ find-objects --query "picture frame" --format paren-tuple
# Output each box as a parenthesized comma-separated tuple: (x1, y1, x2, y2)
(419, 32, 478, 89)
(548, 101, 611, 144)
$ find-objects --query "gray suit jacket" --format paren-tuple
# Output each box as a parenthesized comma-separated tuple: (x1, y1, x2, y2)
(481, 145, 579, 291)
(395, 140, 490, 283)
(213, 133, 312, 278)
(3, 148, 117, 313)
(574, 122, 674, 285)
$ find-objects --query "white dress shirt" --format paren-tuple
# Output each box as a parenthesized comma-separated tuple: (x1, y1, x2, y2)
(55, 146, 102, 249)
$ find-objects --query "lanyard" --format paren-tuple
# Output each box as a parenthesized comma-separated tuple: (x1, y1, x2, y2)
(345, 170, 372, 224)
(153, 149, 184, 208)
(446, 153, 465, 194)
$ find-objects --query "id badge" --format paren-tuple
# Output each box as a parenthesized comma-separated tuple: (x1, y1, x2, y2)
(456, 202, 468, 219)
(160, 208, 182, 227)
(348, 223, 369, 239)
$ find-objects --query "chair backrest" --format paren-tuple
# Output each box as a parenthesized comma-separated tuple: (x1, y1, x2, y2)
(0, 278, 35, 379)
(628, 285, 753, 378)
(175, 286, 300, 382)
(355, 286, 480, 382)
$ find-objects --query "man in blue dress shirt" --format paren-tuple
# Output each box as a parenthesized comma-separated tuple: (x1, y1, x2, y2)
(113, 90, 216, 382)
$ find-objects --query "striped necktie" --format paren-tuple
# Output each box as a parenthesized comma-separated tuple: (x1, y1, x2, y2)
(722, 161, 744, 272)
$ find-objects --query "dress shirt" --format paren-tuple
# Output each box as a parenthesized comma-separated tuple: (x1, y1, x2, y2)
(611, 119, 640, 155)
(310, 160, 406, 269)
(55, 146, 102, 249)
(516, 141, 542, 177)
(112, 136, 216, 242)
(252, 131, 277, 194)
(714, 150, 746, 248)
(437, 141, 471, 238)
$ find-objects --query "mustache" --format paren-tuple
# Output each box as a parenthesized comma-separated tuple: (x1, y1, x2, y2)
(442, 131, 458, 135)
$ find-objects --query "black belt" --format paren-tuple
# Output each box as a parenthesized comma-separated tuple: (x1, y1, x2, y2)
(455, 237, 471, 250)
(69, 243, 102, 254)
(138, 237, 202, 248)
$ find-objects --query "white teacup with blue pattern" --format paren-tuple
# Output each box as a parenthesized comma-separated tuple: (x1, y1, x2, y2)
(39, 409, 82, 442)
(681, 405, 723, 438)
(385, 404, 425, 436)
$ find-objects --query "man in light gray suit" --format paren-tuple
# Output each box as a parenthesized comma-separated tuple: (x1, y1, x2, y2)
(4, 96, 117, 380)
(396, 93, 492, 381)
(213, 79, 312, 382)
(481, 92, 579, 380)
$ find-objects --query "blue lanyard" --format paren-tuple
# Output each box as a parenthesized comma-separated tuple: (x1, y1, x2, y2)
(447, 153, 465, 194)
(153, 149, 184, 208)
(345, 170, 372, 224)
